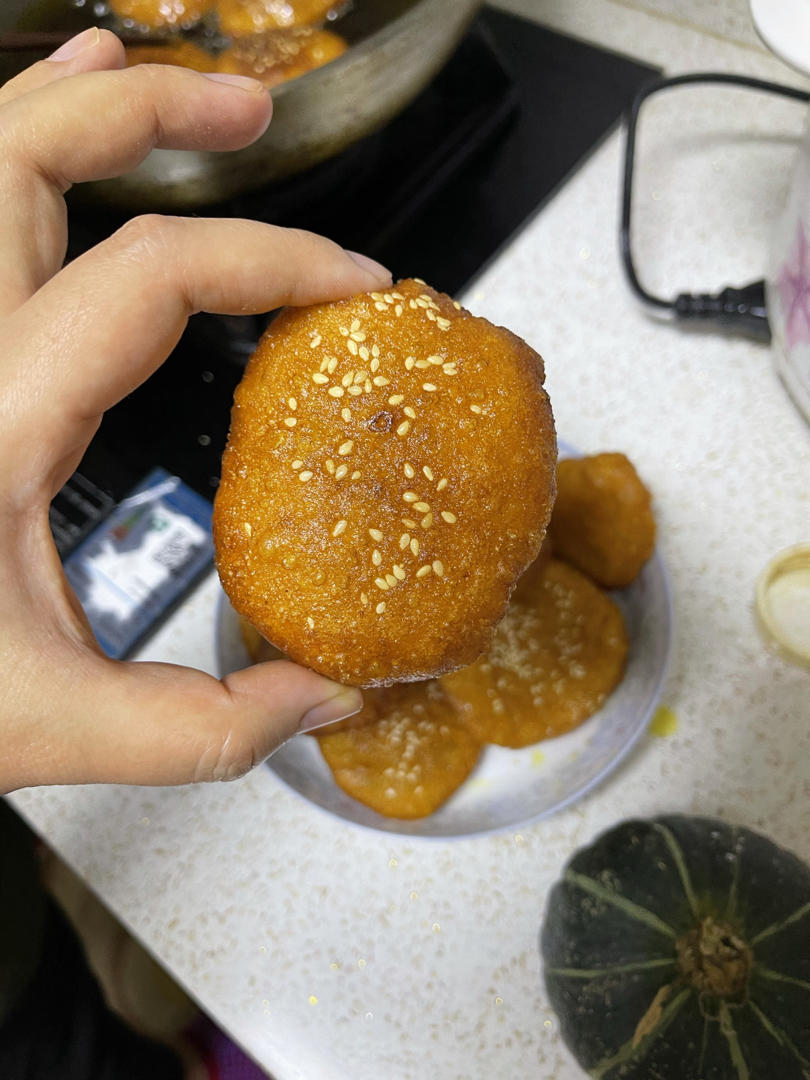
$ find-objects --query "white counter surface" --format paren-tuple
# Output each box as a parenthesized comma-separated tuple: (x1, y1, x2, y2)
(9, 2, 810, 1077)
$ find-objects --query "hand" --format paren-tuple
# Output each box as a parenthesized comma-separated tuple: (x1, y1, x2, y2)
(0, 28, 389, 793)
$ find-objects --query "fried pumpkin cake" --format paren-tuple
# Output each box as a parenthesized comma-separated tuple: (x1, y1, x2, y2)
(441, 559, 628, 748)
(315, 681, 482, 818)
(214, 279, 556, 687)
(549, 452, 655, 588)
(216, 0, 339, 34)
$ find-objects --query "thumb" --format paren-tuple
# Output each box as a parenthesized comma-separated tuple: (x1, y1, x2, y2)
(9, 653, 362, 790)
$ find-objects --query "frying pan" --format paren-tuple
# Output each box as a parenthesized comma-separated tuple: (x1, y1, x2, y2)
(0, 0, 482, 209)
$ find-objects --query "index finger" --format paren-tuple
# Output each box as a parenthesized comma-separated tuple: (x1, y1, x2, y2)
(0, 62, 272, 313)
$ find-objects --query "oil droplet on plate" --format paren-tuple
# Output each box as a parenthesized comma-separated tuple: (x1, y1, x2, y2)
(494, 996, 503, 1007)
(409, 891, 419, 901)
(388, 857, 398, 869)
(649, 705, 678, 737)
(308, 995, 318, 1006)
(431, 923, 441, 933)
(357, 958, 366, 969)
(531, 749, 545, 767)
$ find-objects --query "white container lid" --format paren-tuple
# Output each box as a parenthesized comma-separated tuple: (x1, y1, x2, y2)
(750, 0, 810, 77)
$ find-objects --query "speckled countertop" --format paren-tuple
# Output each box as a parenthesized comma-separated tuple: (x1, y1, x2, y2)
(9, 2, 810, 1077)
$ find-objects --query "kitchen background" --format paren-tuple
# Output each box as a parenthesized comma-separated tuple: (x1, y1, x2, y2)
(6, 0, 810, 1077)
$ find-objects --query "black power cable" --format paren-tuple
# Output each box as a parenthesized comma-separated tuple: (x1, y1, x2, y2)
(620, 72, 810, 340)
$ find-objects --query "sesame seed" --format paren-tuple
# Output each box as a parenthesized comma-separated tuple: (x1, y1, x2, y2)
(415, 298, 428, 309)
(384, 293, 394, 304)
(427, 355, 442, 365)
(436, 478, 448, 491)
(470, 404, 483, 414)
(341, 407, 351, 422)
(442, 364, 457, 375)
(402, 517, 417, 529)
(312, 372, 329, 385)
(347, 339, 359, 356)
(307, 616, 315, 629)
(385, 573, 398, 588)
(360, 591, 368, 605)
(359, 346, 370, 361)
(369, 528, 383, 541)
(342, 371, 354, 387)
(370, 357, 380, 374)
(376, 601, 386, 614)
(374, 301, 387, 311)
(403, 462, 415, 479)
(437, 317, 451, 331)
(354, 370, 367, 384)
(426, 309, 436, 321)
(421, 512, 433, 529)
(409, 299, 418, 309)
(404, 406, 416, 419)
(350, 318, 361, 332)
(393, 565, 406, 581)
(415, 359, 431, 369)
(299, 471, 313, 482)
(375, 577, 389, 591)
(335, 464, 349, 479)
(399, 533, 410, 549)
(328, 386, 345, 398)
(414, 278, 426, 285)
(292, 459, 303, 469)
(338, 440, 354, 456)
(243, 522, 252, 536)
(319, 357, 329, 372)
(410, 537, 420, 556)
(371, 344, 380, 358)
(441, 510, 457, 523)
(347, 386, 363, 396)
(351, 471, 361, 480)
(423, 383, 437, 392)
(372, 374, 390, 388)
(413, 501, 430, 513)
(405, 357, 415, 371)
(397, 421, 411, 437)
(283, 417, 297, 427)
(364, 380, 372, 393)
(288, 397, 297, 410)
(453, 300, 462, 310)
(372, 549, 382, 566)
(327, 356, 338, 374)
(402, 491, 419, 503)
(325, 459, 336, 474)
(395, 304, 403, 317)
(419, 293, 432, 302)
(388, 394, 405, 405)
(339, 325, 349, 336)
(333, 519, 347, 537)
(392, 292, 405, 300)
(422, 466, 434, 481)
(416, 565, 432, 578)
(432, 560, 445, 577)
(370, 292, 384, 301)
(309, 335, 322, 348)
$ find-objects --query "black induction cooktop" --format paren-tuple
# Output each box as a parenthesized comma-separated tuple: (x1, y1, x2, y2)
(51, 8, 658, 558)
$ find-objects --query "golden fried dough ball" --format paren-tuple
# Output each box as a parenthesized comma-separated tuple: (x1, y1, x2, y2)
(316, 681, 481, 818)
(110, 0, 213, 29)
(125, 41, 216, 71)
(216, 0, 337, 35)
(213, 279, 556, 688)
(549, 452, 655, 588)
(216, 27, 346, 86)
(441, 559, 628, 748)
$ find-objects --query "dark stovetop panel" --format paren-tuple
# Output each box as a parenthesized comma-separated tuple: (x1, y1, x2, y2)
(53, 9, 658, 558)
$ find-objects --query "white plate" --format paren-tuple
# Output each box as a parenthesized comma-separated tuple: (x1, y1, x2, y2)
(215, 445, 672, 837)
(750, 0, 810, 77)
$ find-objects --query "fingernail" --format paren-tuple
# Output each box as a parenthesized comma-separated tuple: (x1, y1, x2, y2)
(300, 686, 363, 732)
(203, 71, 267, 93)
(49, 26, 100, 62)
(346, 250, 393, 282)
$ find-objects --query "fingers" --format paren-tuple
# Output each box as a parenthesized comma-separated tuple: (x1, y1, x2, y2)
(0, 28, 125, 108)
(0, 62, 272, 313)
(2, 217, 391, 500)
(3, 651, 362, 790)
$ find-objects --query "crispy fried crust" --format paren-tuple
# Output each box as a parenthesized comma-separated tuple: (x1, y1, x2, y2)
(315, 681, 482, 818)
(441, 559, 628, 747)
(549, 453, 655, 588)
(214, 279, 556, 687)
(217, 0, 337, 34)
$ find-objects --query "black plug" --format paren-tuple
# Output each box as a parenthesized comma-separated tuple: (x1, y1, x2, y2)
(672, 280, 770, 341)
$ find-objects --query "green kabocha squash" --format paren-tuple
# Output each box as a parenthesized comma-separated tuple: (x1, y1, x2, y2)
(541, 815, 810, 1079)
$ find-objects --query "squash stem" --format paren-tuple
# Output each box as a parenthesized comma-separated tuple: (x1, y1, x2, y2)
(676, 916, 752, 1000)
